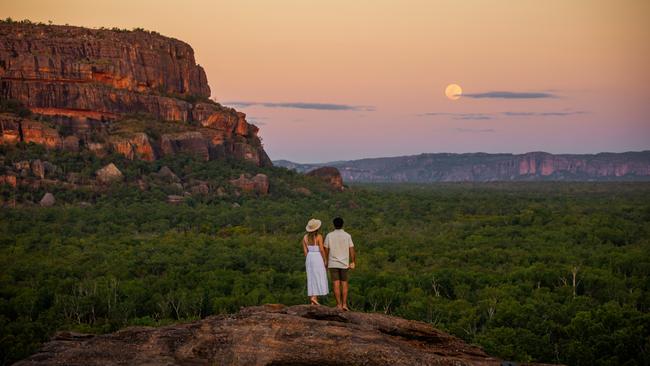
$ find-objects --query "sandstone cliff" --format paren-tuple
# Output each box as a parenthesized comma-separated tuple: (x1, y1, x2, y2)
(0, 21, 270, 166)
(307, 166, 345, 190)
(276, 151, 650, 182)
(14, 304, 552, 366)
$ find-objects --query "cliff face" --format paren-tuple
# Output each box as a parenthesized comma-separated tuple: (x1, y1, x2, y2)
(15, 304, 551, 366)
(275, 151, 650, 182)
(306, 166, 345, 190)
(0, 22, 270, 166)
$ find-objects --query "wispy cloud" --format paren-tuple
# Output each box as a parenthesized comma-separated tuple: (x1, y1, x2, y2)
(455, 128, 496, 133)
(501, 111, 586, 117)
(227, 101, 375, 111)
(420, 112, 493, 120)
(247, 116, 269, 125)
(462, 91, 557, 99)
(420, 109, 586, 120)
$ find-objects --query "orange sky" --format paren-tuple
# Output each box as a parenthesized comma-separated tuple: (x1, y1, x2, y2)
(2, 0, 649, 161)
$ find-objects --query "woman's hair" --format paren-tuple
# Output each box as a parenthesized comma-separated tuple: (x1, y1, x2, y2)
(306, 228, 321, 244)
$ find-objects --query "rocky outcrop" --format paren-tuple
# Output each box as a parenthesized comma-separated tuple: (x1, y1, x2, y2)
(39, 192, 55, 206)
(95, 163, 123, 184)
(0, 114, 63, 149)
(31, 159, 45, 179)
(160, 132, 210, 161)
(277, 151, 650, 182)
(166, 195, 185, 204)
(229, 173, 269, 195)
(0, 22, 271, 167)
(307, 166, 345, 190)
(6, 158, 58, 180)
(155, 166, 180, 183)
(294, 187, 312, 196)
(1, 22, 209, 103)
(0, 174, 17, 187)
(109, 133, 155, 161)
(15, 304, 551, 366)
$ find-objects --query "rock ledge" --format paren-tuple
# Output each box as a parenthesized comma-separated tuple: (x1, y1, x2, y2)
(15, 304, 555, 366)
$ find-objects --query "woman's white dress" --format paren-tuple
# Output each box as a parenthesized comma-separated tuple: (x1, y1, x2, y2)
(306, 245, 329, 296)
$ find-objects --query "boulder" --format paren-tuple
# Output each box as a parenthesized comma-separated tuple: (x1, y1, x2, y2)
(95, 163, 123, 184)
(66, 172, 82, 184)
(229, 173, 269, 195)
(190, 182, 210, 195)
(307, 166, 344, 191)
(0, 115, 22, 144)
(0, 175, 17, 188)
(31, 159, 45, 179)
(156, 166, 180, 183)
(43, 161, 59, 177)
(12, 304, 548, 366)
(87, 142, 108, 158)
(20, 120, 63, 149)
(110, 133, 156, 161)
(294, 187, 312, 196)
(63, 136, 80, 152)
(39, 192, 55, 207)
(160, 132, 210, 161)
(14, 160, 30, 171)
(167, 195, 185, 204)
(252, 174, 270, 195)
(137, 179, 148, 191)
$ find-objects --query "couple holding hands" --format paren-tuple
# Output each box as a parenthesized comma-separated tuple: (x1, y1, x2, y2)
(302, 217, 356, 311)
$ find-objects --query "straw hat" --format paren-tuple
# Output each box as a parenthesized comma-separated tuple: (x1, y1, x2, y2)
(305, 218, 322, 232)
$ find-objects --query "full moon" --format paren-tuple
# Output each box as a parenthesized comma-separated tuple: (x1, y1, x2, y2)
(445, 84, 462, 100)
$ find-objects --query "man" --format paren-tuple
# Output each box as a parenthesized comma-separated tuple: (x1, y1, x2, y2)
(324, 217, 356, 311)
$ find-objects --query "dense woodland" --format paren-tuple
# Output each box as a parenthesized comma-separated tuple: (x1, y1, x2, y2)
(1, 143, 649, 365)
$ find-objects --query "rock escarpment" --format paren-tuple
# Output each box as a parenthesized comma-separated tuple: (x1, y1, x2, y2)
(307, 166, 345, 190)
(15, 304, 552, 366)
(0, 21, 270, 166)
(276, 151, 650, 182)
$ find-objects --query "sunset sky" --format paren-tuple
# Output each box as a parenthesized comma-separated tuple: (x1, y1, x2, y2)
(3, 0, 649, 162)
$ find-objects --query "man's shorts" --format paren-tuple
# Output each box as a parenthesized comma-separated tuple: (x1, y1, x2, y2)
(329, 268, 349, 282)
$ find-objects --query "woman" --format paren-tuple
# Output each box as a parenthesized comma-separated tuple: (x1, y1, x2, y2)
(303, 218, 329, 305)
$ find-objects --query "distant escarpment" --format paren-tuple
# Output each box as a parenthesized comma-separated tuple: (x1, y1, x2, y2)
(15, 304, 552, 366)
(0, 21, 270, 166)
(275, 151, 650, 182)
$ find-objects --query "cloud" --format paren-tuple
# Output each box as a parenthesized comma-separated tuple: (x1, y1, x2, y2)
(420, 112, 493, 120)
(502, 111, 586, 117)
(455, 128, 496, 133)
(462, 91, 557, 99)
(420, 109, 586, 120)
(246, 116, 269, 125)
(226, 101, 375, 111)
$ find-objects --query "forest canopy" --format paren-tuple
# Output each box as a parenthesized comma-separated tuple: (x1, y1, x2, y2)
(1, 149, 649, 365)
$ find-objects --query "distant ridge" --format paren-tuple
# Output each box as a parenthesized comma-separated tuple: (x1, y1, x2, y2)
(274, 151, 650, 182)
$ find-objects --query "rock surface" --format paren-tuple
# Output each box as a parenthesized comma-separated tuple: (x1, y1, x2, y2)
(0, 114, 63, 149)
(39, 192, 55, 206)
(109, 133, 156, 161)
(307, 166, 345, 190)
(276, 151, 650, 182)
(0, 22, 271, 167)
(14, 304, 553, 366)
(95, 163, 123, 184)
(229, 173, 269, 195)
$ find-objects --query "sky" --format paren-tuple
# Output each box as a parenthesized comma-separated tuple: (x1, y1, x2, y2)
(2, 0, 650, 162)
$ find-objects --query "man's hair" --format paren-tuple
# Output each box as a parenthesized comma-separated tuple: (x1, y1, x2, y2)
(333, 217, 344, 229)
